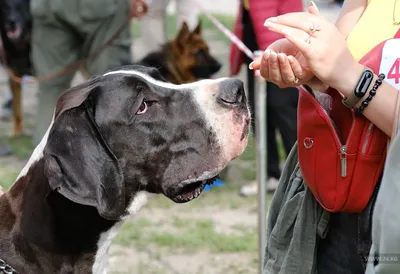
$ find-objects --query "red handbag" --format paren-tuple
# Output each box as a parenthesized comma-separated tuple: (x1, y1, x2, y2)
(297, 30, 400, 213)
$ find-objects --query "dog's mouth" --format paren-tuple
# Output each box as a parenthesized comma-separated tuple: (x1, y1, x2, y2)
(169, 176, 218, 203)
(6, 26, 22, 40)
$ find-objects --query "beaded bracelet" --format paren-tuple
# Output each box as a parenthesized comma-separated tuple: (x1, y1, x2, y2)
(355, 73, 386, 116)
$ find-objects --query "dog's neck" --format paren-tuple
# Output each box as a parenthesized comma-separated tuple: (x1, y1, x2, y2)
(0, 157, 115, 273)
(0, 29, 32, 76)
(0, 157, 150, 274)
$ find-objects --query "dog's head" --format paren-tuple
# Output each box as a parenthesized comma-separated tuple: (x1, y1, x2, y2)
(170, 21, 222, 82)
(0, 0, 31, 43)
(43, 65, 250, 220)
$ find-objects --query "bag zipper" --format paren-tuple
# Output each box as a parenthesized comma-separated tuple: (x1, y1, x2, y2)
(340, 145, 347, 177)
(361, 122, 374, 154)
(328, 113, 351, 178)
(304, 87, 355, 177)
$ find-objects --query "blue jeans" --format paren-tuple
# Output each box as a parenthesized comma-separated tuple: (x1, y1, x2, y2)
(316, 183, 380, 274)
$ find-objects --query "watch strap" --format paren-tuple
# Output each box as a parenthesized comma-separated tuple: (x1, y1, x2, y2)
(342, 68, 374, 108)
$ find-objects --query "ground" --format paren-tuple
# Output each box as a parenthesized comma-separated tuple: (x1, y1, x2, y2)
(0, 2, 340, 273)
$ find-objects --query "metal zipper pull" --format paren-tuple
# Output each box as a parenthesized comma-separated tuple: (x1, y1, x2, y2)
(340, 145, 347, 177)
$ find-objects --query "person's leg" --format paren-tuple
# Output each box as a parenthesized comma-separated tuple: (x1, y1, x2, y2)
(239, 6, 275, 195)
(83, 0, 132, 75)
(239, 6, 283, 196)
(266, 82, 298, 157)
(139, 0, 167, 54)
(31, 17, 79, 146)
(175, 0, 199, 30)
(265, 83, 298, 193)
(317, 184, 379, 273)
(243, 8, 282, 181)
(266, 107, 281, 180)
(248, 75, 281, 181)
(242, 80, 281, 194)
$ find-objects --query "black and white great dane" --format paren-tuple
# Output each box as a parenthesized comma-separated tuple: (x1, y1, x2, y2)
(0, 65, 250, 274)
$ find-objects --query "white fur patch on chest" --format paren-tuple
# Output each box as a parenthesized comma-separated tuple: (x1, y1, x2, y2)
(126, 190, 154, 216)
(92, 222, 122, 274)
(15, 117, 54, 181)
(92, 191, 153, 274)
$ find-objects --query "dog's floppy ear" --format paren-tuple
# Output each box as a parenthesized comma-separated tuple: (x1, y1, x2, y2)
(53, 77, 100, 120)
(44, 79, 125, 221)
(193, 20, 202, 34)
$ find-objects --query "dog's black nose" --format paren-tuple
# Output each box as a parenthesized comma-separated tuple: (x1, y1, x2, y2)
(217, 79, 245, 107)
(212, 61, 222, 74)
(6, 16, 18, 29)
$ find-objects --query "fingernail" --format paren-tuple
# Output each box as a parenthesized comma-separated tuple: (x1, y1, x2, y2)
(249, 61, 255, 70)
(264, 17, 277, 26)
(264, 21, 276, 28)
(310, 1, 319, 12)
(278, 53, 286, 62)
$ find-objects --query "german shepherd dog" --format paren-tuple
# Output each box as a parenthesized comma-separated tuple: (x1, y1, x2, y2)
(137, 21, 222, 84)
(0, 0, 32, 136)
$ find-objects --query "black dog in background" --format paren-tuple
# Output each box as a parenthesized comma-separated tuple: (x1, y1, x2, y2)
(0, 0, 32, 136)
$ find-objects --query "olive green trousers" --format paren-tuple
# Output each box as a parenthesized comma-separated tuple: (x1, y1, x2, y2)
(30, 0, 132, 146)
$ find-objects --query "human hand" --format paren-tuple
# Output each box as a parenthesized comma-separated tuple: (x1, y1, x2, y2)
(131, 0, 148, 18)
(262, 2, 364, 95)
(250, 39, 314, 88)
(249, 2, 320, 88)
(0, 185, 3, 196)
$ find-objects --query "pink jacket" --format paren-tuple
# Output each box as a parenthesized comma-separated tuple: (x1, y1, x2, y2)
(229, 0, 303, 76)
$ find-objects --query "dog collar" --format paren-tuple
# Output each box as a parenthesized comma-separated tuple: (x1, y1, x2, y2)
(0, 258, 17, 274)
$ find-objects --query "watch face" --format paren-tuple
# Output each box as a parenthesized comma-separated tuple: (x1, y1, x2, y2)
(354, 70, 373, 98)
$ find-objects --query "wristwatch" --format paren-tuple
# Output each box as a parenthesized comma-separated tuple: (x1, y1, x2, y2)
(342, 68, 374, 108)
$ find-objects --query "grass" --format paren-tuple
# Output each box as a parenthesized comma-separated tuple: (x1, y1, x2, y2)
(114, 217, 154, 250)
(172, 215, 188, 228)
(242, 168, 257, 181)
(198, 13, 235, 32)
(115, 217, 257, 253)
(239, 134, 286, 163)
(238, 136, 257, 162)
(0, 167, 19, 190)
(132, 13, 235, 41)
(114, 186, 261, 254)
(0, 135, 33, 190)
(0, 135, 33, 159)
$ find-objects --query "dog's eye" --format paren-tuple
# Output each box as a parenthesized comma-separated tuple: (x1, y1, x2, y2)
(136, 101, 148, 115)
